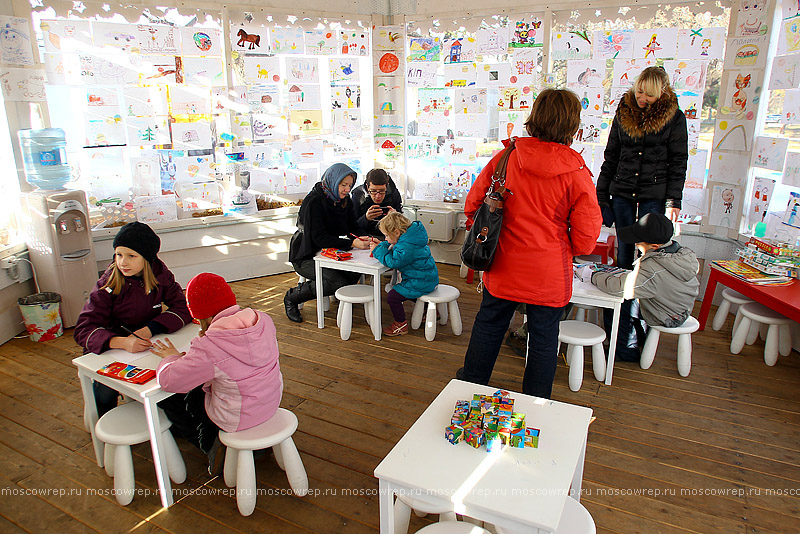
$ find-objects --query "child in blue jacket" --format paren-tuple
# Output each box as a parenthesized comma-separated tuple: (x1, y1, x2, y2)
(370, 212, 439, 336)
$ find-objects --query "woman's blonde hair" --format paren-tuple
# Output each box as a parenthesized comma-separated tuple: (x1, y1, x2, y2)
(635, 66, 671, 98)
(101, 259, 159, 295)
(379, 211, 412, 236)
(524, 89, 582, 145)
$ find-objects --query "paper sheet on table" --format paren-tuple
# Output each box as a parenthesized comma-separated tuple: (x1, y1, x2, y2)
(349, 248, 383, 266)
(112, 351, 149, 365)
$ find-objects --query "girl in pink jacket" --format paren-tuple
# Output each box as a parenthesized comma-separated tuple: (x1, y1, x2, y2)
(151, 272, 283, 474)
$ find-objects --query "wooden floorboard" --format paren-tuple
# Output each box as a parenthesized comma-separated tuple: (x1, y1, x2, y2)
(0, 263, 799, 533)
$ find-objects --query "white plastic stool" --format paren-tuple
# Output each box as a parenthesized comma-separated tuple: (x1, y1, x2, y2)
(298, 275, 330, 312)
(494, 496, 596, 534)
(640, 316, 700, 377)
(730, 302, 792, 366)
(416, 522, 490, 533)
(94, 402, 186, 506)
(335, 284, 375, 340)
(573, 304, 600, 325)
(219, 408, 309, 516)
(394, 494, 458, 534)
(712, 288, 753, 331)
(411, 285, 463, 341)
(558, 320, 606, 392)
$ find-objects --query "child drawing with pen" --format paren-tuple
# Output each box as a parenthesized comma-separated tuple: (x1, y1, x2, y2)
(74, 222, 192, 418)
(369, 212, 439, 336)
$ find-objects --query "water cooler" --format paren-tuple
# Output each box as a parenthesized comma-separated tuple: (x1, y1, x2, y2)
(22, 190, 99, 327)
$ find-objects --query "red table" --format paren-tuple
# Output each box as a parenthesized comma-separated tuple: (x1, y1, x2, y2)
(697, 264, 800, 330)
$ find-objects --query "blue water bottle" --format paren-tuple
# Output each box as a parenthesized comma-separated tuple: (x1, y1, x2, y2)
(17, 128, 72, 190)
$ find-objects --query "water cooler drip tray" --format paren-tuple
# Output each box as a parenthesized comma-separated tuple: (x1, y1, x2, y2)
(61, 249, 92, 260)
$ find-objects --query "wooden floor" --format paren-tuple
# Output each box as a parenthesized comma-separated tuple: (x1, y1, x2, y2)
(1, 263, 799, 533)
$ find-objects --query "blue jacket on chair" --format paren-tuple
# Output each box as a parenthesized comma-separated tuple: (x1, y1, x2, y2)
(371, 221, 439, 299)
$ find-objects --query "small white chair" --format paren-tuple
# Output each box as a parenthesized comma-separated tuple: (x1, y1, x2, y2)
(94, 402, 186, 506)
(219, 408, 309, 516)
(335, 284, 375, 340)
(493, 496, 596, 534)
(558, 320, 606, 392)
(411, 285, 463, 341)
(297, 275, 330, 312)
(712, 288, 753, 331)
(730, 302, 792, 366)
(640, 316, 700, 377)
(416, 522, 490, 533)
(394, 494, 458, 534)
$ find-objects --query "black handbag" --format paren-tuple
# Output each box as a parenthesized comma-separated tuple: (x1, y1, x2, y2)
(460, 139, 516, 271)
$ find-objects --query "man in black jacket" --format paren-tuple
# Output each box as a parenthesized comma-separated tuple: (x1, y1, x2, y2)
(350, 168, 403, 238)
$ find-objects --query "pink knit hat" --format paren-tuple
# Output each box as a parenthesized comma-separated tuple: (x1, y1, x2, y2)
(185, 273, 237, 320)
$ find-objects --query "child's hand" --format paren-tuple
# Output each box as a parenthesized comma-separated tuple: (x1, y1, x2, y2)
(352, 237, 371, 250)
(369, 240, 379, 251)
(150, 338, 182, 358)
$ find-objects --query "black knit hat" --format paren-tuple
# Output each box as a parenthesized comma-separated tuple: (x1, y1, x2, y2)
(112, 222, 161, 263)
(618, 212, 674, 245)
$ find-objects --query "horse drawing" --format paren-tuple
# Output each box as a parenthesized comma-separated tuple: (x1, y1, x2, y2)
(237, 29, 260, 50)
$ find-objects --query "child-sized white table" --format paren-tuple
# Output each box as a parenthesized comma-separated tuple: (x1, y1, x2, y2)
(72, 323, 200, 508)
(374, 379, 593, 533)
(570, 278, 624, 385)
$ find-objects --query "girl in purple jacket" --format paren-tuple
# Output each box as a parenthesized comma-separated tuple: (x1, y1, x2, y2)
(151, 273, 283, 475)
(74, 222, 192, 418)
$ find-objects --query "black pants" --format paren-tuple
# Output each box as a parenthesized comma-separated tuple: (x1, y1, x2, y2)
(157, 386, 220, 454)
(292, 258, 362, 297)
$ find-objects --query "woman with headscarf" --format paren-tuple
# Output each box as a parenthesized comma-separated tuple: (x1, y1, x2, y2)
(284, 163, 372, 323)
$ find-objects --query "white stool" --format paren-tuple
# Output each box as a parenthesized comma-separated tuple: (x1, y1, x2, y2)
(335, 284, 375, 341)
(730, 302, 792, 366)
(416, 522, 490, 533)
(219, 408, 309, 516)
(558, 320, 606, 392)
(712, 288, 753, 331)
(394, 494, 458, 534)
(640, 316, 700, 377)
(94, 402, 186, 506)
(298, 275, 330, 312)
(494, 496, 596, 534)
(411, 285, 463, 341)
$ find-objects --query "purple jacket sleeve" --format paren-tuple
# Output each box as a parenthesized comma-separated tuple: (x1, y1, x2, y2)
(156, 337, 215, 393)
(151, 275, 192, 334)
(73, 282, 117, 354)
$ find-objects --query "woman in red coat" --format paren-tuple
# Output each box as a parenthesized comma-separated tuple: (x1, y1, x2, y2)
(457, 89, 602, 399)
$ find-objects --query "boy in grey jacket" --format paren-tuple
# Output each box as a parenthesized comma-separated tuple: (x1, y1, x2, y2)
(576, 212, 699, 360)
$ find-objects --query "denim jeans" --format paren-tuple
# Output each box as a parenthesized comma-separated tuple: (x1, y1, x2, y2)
(293, 258, 362, 296)
(610, 197, 665, 270)
(460, 287, 564, 399)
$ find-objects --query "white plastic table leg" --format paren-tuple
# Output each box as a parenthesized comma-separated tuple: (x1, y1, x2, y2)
(279, 437, 309, 496)
(236, 450, 257, 516)
(393, 496, 413, 534)
(711, 299, 731, 331)
(677, 333, 692, 377)
(731, 316, 751, 354)
(449, 301, 463, 336)
(591, 343, 606, 382)
(640, 329, 661, 369)
(764, 325, 780, 366)
(568, 345, 584, 392)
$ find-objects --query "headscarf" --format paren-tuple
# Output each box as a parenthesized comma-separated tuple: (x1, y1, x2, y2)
(320, 163, 356, 205)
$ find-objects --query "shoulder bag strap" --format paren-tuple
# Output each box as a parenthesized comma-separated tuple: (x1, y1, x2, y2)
(484, 138, 516, 212)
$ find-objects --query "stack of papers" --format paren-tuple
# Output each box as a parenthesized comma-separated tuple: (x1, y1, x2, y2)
(711, 260, 793, 286)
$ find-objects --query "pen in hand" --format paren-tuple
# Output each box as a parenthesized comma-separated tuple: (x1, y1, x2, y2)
(120, 325, 151, 343)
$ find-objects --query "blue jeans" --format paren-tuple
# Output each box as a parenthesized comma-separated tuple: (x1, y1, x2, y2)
(610, 197, 665, 270)
(459, 287, 564, 399)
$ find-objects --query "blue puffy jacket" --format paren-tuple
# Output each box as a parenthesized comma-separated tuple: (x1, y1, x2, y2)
(371, 221, 439, 299)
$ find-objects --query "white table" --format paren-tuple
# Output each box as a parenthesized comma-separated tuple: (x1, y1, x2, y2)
(374, 379, 593, 534)
(72, 324, 200, 508)
(571, 279, 624, 385)
(314, 248, 391, 340)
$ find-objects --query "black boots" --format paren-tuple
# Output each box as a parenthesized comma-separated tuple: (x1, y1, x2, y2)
(284, 281, 317, 323)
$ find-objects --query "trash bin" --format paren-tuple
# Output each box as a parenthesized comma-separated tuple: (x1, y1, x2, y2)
(18, 292, 63, 342)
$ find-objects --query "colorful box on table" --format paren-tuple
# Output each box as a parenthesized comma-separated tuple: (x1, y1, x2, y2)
(485, 431, 502, 452)
(444, 425, 465, 444)
(507, 412, 526, 448)
(748, 237, 800, 258)
(525, 427, 540, 448)
(464, 426, 485, 448)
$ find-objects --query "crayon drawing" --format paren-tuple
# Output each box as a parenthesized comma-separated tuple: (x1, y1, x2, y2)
(136, 24, 178, 55)
(338, 29, 369, 56)
(0, 67, 45, 101)
(747, 177, 775, 229)
(179, 27, 222, 56)
(182, 57, 224, 86)
(231, 26, 268, 54)
(170, 120, 213, 150)
(783, 151, 800, 187)
(612, 59, 655, 87)
(725, 35, 768, 69)
(511, 19, 543, 48)
(407, 62, 438, 87)
(443, 38, 476, 64)
(769, 54, 800, 89)
(39, 19, 92, 53)
(707, 152, 749, 185)
(632, 28, 678, 59)
(676, 28, 725, 59)
(0, 16, 34, 66)
(332, 84, 362, 109)
(663, 60, 707, 93)
(708, 185, 742, 229)
(287, 57, 319, 83)
(476, 27, 510, 54)
(250, 114, 285, 141)
(330, 58, 359, 83)
(736, 0, 769, 37)
(713, 119, 754, 152)
(753, 136, 789, 171)
(304, 29, 337, 55)
(566, 60, 605, 89)
(550, 30, 592, 60)
(455, 88, 486, 114)
(271, 26, 304, 54)
(593, 29, 633, 59)
(408, 38, 441, 62)
(243, 56, 280, 84)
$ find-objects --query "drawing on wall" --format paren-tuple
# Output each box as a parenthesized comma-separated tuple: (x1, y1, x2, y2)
(476, 63, 510, 86)
(123, 86, 166, 116)
(748, 177, 776, 229)
(566, 60, 605, 89)
(332, 84, 362, 109)
(373, 25, 403, 51)
(593, 29, 633, 59)
(707, 152, 749, 185)
(291, 139, 324, 164)
(232, 26, 267, 53)
(612, 58, 655, 87)
(79, 54, 141, 85)
(725, 35, 768, 69)
(246, 84, 281, 113)
(510, 20, 543, 48)
(243, 56, 280, 84)
(713, 118, 754, 152)
(782, 88, 800, 123)
(338, 29, 369, 56)
(736, 0, 769, 37)
(780, 15, 800, 54)
(174, 154, 213, 181)
(510, 48, 539, 86)
(375, 50, 403, 75)
(681, 188, 708, 216)
(84, 117, 125, 147)
(497, 85, 534, 110)
(330, 58, 359, 83)
(550, 30, 592, 60)
(663, 60, 707, 93)
(43, 52, 81, 85)
(476, 27, 510, 54)
(0, 67, 45, 101)
(182, 57, 224, 86)
(408, 38, 441, 62)
(170, 120, 213, 150)
(86, 87, 119, 108)
(782, 191, 800, 228)
(686, 118, 701, 149)
(212, 86, 246, 113)
(0, 17, 34, 66)
(179, 27, 221, 56)
(169, 86, 211, 115)
(685, 148, 709, 188)
(753, 136, 789, 171)
(444, 62, 477, 87)
(287, 84, 321, 110)
(407, 62, 438, 87)
(304, 29, 337, 55)
(443, 38, 476, 64)
(136, 24, 178, 55)
(609, 85, 630, 110)
(289, 110, 323, 135)
(40, 19, 92, 53)
(418, 88, 451, 113)
(287, 57, 319, 83)
(769, 54, 800, 89)
(126, 117, 170, 147)
(455, 88, 486, 114)
(445, 139, 477, 162)
(332, 109, 361, 136)
(730, 72, 754, 114)
(416, 110, 450, 137)
(708, 185, 742, 229)
(577, 89, 604, 115)
(783, 152, 800, 187)
(271, 26, 304, 54)
(632, 28, 678, 59)
(140, 55, 183, 84)
(499, 111, 526, 140)
(676, 28, 725, 59)
(92, 22, 138, 52)
(573, 115, 604, 144)
(135, 194, 178, 223)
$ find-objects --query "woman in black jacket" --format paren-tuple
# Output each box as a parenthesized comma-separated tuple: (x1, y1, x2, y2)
(284, 163, 372, 323)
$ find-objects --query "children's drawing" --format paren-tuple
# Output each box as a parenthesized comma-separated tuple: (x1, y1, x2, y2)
(407, 62, 438, 87)
(780, 17, 800, 54)
(271, 26, 304, 54)
(332, 84, 362, 109)
(571, 143, 594, 171)
(80, 54, 141, 85)
(455, 88, 486, 114)
(748, 177, 776, 229)
(291, 139, 324, 164)
(708, 185, 742, 229)
(477, 63, 510, 86)
(783, 88, 800, 123)
(174, 154, 213, 182)
(685, 148, 709, 188)
(419, 88, 452, 113)
(725, 35, 768, 69)
(0, 67, 45, 101)
(754, 136, 789, 171)
(338, 29, 369, 56)
(304, 29, 337, 55)
(476, 27, 510, 54)
(612, 58, 655, 87)
(511, 20, 543, 48)
(550, 31, 592, 60)
(769, 54, 800, 89)
(249, 169, 282, 195)
(414, 179, 444, 202)
(247, 143, 283, 170)
(40, 19, 92, 53)
(170, 120, 213, 150)
(243, 56, 280, 84)
(84, 117, 125, 147)
(573, 115, 604, 144)
(406, 136, 437, 159)
(498, 111, 526, 140)
(372, 25, 403, 51)
(374, 50, 403, 75)
(510, 48, 539, 86)
(736, 0, 769, 37)
(287, 57, 319, 83)
(212, 86, 246, 114)
(782, 191, 800, 228)
(707, 152, 749, 185)
(566, 60, 605, 89)
(677, 92, 702, 120)
(446, 139, 477, 161)
(416, 110, 450, 137)
(130, 156, 161, 196)
(444, 38, 476, 64)
(497, 85, 534, 111)
(444, 62, 477, 87)
(126, 117, 170, 147)
(169, 86, 211, 115)
(86, 87, 119, 108)
(330, 58, 359, 83)
(713, 118, 754, 152)
(182, 57, 224, 86)
(332, 109, 362, 136)
(246, 84, 280, 113)
(632, 28, 678, 59)
(676, 28, 725, 59)
(663, 60, 707, 93)
(289, 110, 323, 135)
(136, 24, 178, 55)
(408, 37, 441, 62)
(140, 55, 183, 84)
(731, 72, 752, 113)
(232, 26, 267, 53)
(376, 80, 399, 113)
(43, 52, 81, 85)
(681, 188, 708, 216)
(135, 194, 178, 224)
(578, 89, 604, 115)
(230, 114, 253, 142)
(608, 85, 630, 110)
(0, 17, 34, 66)
(593, 30, 633, 59)
(92, 22, 138, 52)
(123, 87, 167, 117)
(179, 27, 222, 56)
(287, 84, 321, 110)
(783, 152, 800, 187)
(284, 169, 313, 195)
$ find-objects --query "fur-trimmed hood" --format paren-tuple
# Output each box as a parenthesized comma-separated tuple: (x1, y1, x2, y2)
(617, 87, 679, 139)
